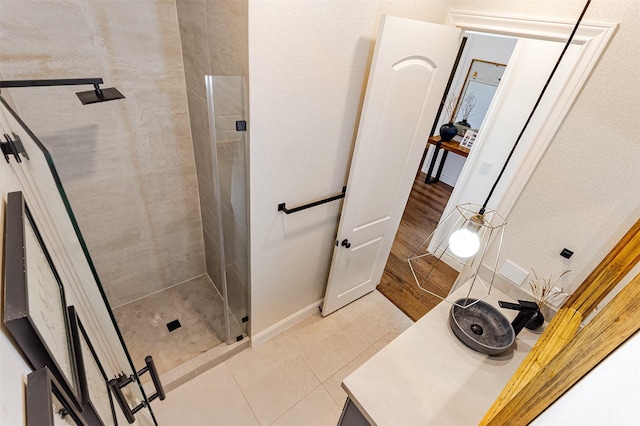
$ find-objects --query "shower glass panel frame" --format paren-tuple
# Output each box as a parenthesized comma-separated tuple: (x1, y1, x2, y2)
(205, 75, 250, 344)
(0, 95, 157, 424)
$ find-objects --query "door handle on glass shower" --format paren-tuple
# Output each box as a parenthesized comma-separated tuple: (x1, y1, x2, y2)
(108, 356, 165, 424)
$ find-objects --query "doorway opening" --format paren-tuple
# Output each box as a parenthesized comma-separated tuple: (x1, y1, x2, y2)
(321, 11, 615, 318)
(374, 8, 616, 320)
(377, 31, 517, 320)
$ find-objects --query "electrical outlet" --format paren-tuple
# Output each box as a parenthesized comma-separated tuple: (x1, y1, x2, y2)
(498, 260, 529, 286)
(560, 248, 574, 259)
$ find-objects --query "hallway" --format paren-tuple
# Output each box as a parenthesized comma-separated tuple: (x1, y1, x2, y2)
(377, 172, 459, 321)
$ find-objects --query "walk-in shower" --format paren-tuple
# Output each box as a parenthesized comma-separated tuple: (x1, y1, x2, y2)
(112, 76, 251, 382)
(1, 73, 251, 421)
(2, 72, 250, 400)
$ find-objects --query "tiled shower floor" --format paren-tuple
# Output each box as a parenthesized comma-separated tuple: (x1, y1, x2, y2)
(113, 275, 232, 377)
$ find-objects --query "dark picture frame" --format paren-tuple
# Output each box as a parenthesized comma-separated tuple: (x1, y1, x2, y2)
(3, 191, 81, 410)
(68, 305, 118, 426)
(26, 366, 87, 426)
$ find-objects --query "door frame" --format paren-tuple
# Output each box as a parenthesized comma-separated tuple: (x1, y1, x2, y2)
(442, 10, 618, 225)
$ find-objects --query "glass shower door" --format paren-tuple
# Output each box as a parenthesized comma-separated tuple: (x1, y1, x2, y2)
(205, 76, 250, 343)
(0, 95, 157, 425)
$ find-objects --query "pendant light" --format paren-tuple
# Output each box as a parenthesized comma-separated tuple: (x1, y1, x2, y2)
(409, 0, 592, 307)
(449, 215, 483, 258)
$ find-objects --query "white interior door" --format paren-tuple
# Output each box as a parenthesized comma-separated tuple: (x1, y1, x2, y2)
(321, 16, 461, 316)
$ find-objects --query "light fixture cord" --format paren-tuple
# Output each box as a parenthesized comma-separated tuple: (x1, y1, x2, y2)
(479, 0, 592, 216)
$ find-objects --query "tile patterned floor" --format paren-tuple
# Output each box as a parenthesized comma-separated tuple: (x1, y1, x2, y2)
(152, 290, 414, 425)
(113, 275, 228, 376)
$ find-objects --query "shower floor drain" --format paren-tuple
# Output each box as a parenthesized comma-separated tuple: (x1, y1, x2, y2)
(166, 319, 181, 332)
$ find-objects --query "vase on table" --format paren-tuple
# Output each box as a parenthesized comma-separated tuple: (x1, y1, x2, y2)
(456, 118, 471, 128)
(439, 122, 458, 142)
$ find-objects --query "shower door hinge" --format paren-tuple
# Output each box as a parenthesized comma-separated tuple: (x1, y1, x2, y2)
(235, 120, 247, 132)
(236, 335, 244, 342)
(1, 133, 27, 163)
(242, 316, 249, 323)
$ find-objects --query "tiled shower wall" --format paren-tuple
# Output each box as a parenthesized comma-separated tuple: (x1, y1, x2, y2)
(175, 0, 249, 302)
(0, 1, 205, 307)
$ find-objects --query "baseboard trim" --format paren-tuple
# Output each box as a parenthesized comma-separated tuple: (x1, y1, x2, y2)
(439, 174, 458, 187)
(251, 299, 324, 347)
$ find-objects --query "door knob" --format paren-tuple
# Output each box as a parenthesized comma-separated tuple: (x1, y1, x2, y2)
(341, 239, 351, 249)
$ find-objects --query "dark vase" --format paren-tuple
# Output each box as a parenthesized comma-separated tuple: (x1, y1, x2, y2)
(439, 122, 458, 141)
(525, 310, 544, 331)
(456, 118, 471, 128)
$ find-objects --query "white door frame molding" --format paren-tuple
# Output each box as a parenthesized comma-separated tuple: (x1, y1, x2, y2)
(443, 11, 618, 221)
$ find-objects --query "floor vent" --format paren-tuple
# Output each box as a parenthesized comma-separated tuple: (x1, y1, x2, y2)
(166, 319, 181, 332)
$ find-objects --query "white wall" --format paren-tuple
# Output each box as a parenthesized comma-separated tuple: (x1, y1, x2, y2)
(247, 0, 451, 337)
(532, 331, 640, 425)
(422, 32, 517, 186)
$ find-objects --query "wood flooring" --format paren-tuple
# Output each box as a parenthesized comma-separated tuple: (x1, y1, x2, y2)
(377, 172, 459, 321)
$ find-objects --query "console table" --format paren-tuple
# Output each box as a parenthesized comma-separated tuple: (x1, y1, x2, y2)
(424, 135, 470, 184)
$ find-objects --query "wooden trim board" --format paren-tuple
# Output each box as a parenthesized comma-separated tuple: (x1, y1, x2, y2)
(481, 218, 640, 424)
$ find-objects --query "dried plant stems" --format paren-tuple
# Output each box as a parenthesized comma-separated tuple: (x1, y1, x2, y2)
(528, 269, 571, 308)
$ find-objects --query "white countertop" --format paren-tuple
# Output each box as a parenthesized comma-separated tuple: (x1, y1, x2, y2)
(342, 284, 541, 425)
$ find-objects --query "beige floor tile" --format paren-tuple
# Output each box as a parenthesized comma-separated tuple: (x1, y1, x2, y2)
(226, 334, 320, 425)
(285, 310, 371, 382)
(139, 289, 412, 425)
(338, 290, 388, 319)
(152, 362, 258, 426)
(271, 386, 342, 426)
(322, 345, 378, 406)
(340, 290, 414, 346)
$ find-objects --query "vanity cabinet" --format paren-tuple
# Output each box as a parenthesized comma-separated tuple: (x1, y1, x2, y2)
(338, 398, 371, 426)
(339, 284, 540, 425)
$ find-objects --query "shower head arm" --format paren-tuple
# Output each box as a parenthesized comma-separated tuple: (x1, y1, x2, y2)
(0, 78, 104, 88)
(0, 77, 125, 105)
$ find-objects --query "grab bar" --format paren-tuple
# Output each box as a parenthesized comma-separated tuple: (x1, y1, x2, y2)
(278, 186, 346, 214)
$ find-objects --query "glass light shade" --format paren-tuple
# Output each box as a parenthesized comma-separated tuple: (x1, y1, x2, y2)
(449, 227, 480, 258)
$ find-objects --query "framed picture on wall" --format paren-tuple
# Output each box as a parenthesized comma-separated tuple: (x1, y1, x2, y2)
(68, 305, 118, 426)
(26, 366, 87, 426)
(460, 129, 477, 149)
(3, 191, 81, 410)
